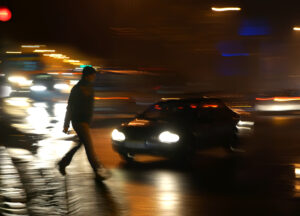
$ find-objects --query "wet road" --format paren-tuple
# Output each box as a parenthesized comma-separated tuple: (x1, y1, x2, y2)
(1, 96, 300, 215)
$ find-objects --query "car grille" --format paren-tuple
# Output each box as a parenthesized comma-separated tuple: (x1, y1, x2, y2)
(124, 127, 152, 140)
(124, 140, 146, 149)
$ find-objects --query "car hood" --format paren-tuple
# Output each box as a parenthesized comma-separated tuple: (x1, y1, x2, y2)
(119, 118, 182, 140)
(122, 118, 173, 129)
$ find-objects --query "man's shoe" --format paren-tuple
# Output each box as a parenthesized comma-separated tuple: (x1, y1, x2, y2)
(95, 167, 111, 181)
(57, 162, 66, 176)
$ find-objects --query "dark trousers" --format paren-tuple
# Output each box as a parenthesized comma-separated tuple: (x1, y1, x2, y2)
(60, 122, 100, 171)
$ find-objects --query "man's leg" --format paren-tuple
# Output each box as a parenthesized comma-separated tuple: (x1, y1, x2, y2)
(72, 122, 100, 172)
(72, 122, 111, 180)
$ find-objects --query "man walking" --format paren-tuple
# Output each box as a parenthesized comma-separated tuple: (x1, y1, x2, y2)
(58, 66, 110, 181)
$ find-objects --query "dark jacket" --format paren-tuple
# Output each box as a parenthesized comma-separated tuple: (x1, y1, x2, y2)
(64, 79, 94, 127)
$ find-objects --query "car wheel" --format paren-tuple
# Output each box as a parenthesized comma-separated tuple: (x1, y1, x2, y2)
(119, 152, 135, 163)
(224, 132, 239, 153)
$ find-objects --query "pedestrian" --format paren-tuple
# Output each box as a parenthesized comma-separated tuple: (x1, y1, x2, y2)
(57, 66, 110, 181)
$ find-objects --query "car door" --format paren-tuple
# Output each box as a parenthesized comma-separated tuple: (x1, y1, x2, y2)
(193, 107, 219, 149)
(211, 105, 238, 146)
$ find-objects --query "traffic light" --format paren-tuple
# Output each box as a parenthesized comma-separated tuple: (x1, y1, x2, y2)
(0, 6, 12, 22)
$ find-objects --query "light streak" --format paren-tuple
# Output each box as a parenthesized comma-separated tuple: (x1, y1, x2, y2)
(6, 51, 22, 54)
(293, 27, 300, 31)
(212, 7, 241, 12)
(94, 97, 130, 100)
(33, 49, 55, 53)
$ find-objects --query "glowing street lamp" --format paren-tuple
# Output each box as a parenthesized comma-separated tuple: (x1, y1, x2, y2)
(211, 7, 241, 12)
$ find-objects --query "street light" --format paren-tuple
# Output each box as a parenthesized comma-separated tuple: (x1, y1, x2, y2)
(0, 7, 12, 22)
(211, 7, 241, 12)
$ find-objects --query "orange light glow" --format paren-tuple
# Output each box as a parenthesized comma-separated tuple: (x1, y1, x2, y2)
(273, 97, 300, 102)
(256, 97, 300, 102)
(294, 27, 300, 31)
(256, 97, 274, 101)
(203, 104, 218, 108)
(128, 119, 150, 126)
(94, 97, 130, 100)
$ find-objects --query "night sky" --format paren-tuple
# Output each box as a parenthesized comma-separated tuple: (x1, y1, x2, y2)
(1, 0, 300, 89)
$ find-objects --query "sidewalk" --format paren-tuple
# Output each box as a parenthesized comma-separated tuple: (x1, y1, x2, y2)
(0, 105, 127, 216)
(0, 146, 68, 215)
(0, 143, 125, 216)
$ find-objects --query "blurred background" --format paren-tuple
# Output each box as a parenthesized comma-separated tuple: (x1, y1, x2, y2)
(2, 1, 300, 215)
(1, 0, 300, 96)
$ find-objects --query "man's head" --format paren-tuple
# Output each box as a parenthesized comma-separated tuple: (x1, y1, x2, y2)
(82, 66, 97, 82)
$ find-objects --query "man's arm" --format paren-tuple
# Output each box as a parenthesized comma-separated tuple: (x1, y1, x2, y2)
(63, 105, 71, 133)
(63, 88, 76, 133)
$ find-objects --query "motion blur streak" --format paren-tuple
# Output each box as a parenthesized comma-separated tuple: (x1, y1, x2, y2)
(255, 104, 300, 111)
(256, 98, 275, 101)
(94, 97, 130, 100)
(33, 49, 56, 53)
(237, 120, 254, 126)
(273, 97, 300, 102)
(295, 165, 300, 178)
(21, 45, 42, 48)
(5, 97, 30, 107)
(211, 7, 241, 12)
(5, 51, 22, 54)
(257, 97, 300, 102)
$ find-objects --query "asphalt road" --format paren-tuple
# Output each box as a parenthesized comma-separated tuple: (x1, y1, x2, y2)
(1, 96, 300, 216)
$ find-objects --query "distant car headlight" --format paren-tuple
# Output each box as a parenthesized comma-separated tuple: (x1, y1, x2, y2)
(8, 76, 32, 86)
(54, 83, 69, 90)
(30, 85, 47, 91)
(158, 131, 180, 143)
(112, 129, 126, 142)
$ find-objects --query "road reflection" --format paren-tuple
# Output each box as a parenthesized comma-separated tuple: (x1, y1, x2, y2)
(2, 96, 300, 215)
(115, 170, 185, 216)
(294, 164, 300, 198)
(3, 97, 75, 165)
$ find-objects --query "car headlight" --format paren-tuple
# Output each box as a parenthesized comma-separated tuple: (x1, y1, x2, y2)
(30, 85, 47, 91)
(158, 131, 180, 143)
(112, 129, 126, 141)
(8, 76, 32, 86)
(54, 83, 70, 90)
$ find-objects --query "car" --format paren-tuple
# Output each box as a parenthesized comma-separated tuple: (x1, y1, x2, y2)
(111, 97, 240, 162)
(29, 73, 71, 100)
